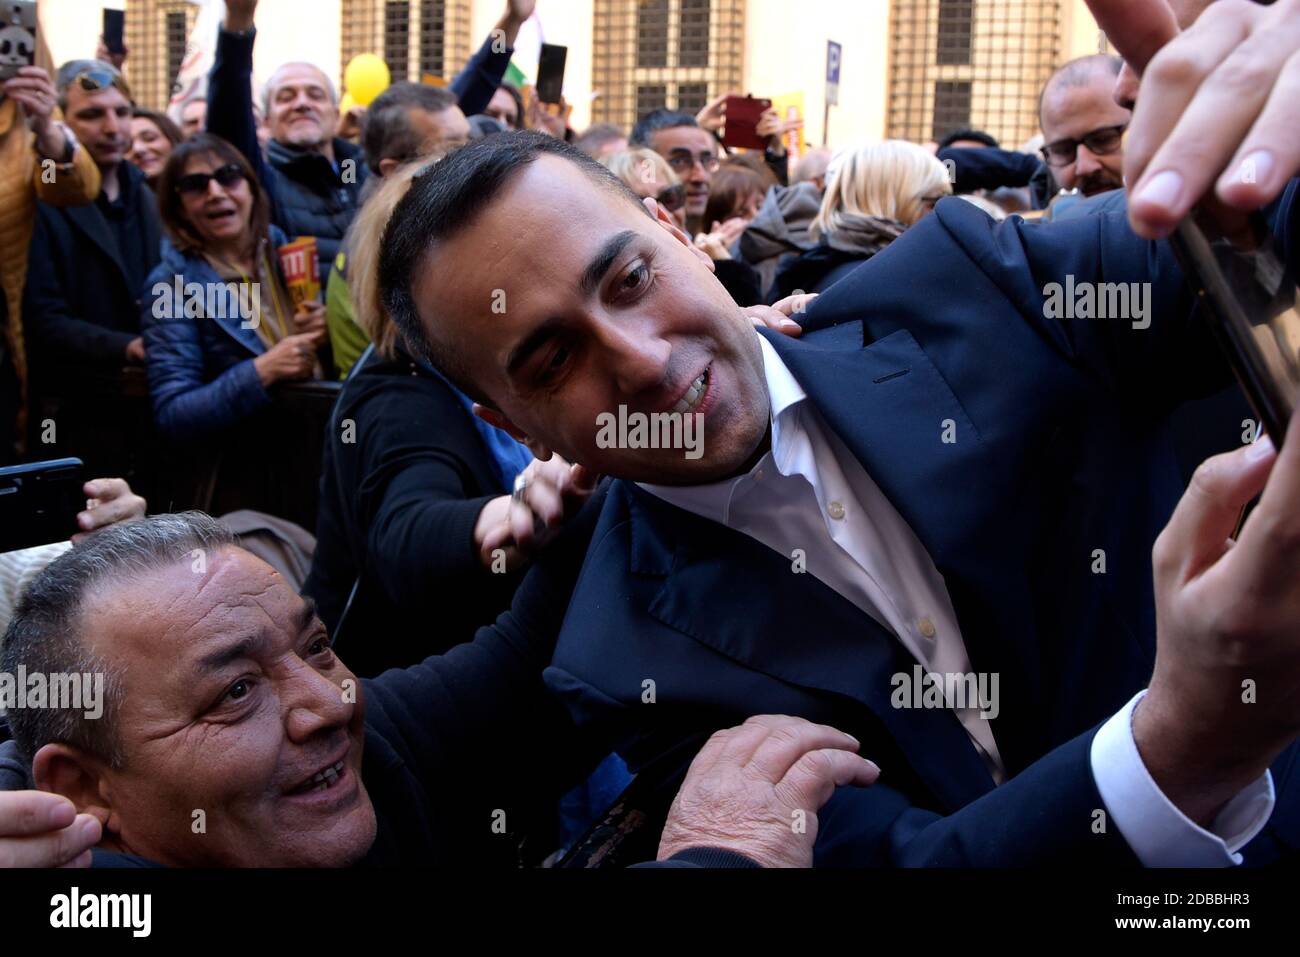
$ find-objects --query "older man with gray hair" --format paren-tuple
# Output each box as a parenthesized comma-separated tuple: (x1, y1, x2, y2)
(0, 510, 875, 867)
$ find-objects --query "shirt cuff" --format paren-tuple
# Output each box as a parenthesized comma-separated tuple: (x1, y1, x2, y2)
(1091, 689, 1274, 867)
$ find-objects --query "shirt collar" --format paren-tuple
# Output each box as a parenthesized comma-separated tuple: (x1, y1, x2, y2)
(637, 332, 811, 522)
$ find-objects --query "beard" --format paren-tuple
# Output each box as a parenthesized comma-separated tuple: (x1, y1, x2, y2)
(1076, 168, 1125, 197)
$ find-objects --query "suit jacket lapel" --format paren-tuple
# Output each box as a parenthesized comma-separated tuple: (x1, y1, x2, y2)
(764, 324, 1049, 773)
(66, 202, 131, 294)
(626, 484, 997, 811)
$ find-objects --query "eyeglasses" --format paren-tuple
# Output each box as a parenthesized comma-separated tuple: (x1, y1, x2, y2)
(666, 150, 720, 175)
(1040, 124, 1127, 167)
(656, 183, 686, 213)
(73, 68, 133, 101)
(175, 163, 246, 196)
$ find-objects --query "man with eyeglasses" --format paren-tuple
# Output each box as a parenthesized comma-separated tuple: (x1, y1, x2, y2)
(630, 110, 721, 239)
(1038, 55, 1131, 200)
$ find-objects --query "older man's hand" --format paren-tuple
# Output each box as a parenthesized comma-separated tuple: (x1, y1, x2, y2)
(0, 791, 101, 868)
(657, 714, 879, 868)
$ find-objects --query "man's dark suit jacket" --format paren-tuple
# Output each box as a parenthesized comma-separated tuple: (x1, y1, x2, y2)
(540, 187, 1300, 866)
(23, 161, 160, 373)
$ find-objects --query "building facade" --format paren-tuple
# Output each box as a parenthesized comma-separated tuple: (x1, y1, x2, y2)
(39, 0, 1103, 151)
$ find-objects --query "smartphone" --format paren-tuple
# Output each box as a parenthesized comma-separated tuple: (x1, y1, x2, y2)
(536, 43, 567, 105)
(0, 1, 37, 82)
(103, 8, 125, 56)
(721, 95, 773, 151)
(0, 458, 85, 552)
(1168, 209, 1299, 446)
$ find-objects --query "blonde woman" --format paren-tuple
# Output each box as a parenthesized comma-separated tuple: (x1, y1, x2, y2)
(304, 160, 596, 676)
(770, 139, 952, 301)
(600, 147, 688, 232)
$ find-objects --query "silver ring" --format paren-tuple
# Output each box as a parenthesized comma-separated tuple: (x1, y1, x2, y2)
(512, 472, 530, 504)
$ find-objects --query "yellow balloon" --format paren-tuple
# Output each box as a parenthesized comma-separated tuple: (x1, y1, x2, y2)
(344, 54, 390, 107)
(339, 92, 357, 115)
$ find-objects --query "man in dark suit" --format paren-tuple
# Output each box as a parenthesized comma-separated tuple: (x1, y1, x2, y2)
(377, 0, 1300, 866)
(22, 59, 162, 492)
(23, 60, 159, 376)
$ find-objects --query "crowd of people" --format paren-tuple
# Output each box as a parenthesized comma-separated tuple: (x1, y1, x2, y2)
(0, 0, 1297, 870)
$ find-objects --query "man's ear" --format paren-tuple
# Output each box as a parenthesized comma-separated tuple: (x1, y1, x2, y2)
(473, 403, 554, 461)
(378, 157, 400, 178)
(32, 743, 114, 830)
(644, 197, 713, 270)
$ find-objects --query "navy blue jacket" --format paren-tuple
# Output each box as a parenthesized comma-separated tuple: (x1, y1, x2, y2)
(539, 191, 1300, 866)
(22, 162, 161, 373)
(207, 27, 513, 285)
(139, 228, 289, 442)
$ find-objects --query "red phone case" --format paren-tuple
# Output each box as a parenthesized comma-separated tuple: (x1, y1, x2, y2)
(721, 96, 772, 151)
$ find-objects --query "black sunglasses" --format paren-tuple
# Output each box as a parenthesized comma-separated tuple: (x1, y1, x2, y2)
(656, 183, 687, 213)
(175, 163, 246, 196)
(1040, 124, 1127, 167)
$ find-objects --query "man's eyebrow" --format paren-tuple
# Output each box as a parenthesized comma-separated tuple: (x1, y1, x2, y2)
(195, 635, 262, 674)
(579, 229, 638, 297)
(296, 596, 320, 634)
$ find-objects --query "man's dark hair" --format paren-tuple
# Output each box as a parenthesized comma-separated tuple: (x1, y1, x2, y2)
(363, 82, 460, 173)
(378, 130, 648, 402)
(573, 122, 626, 157)
(937, 127, 999, 150)
(629, 109, 699, 147)
(1038, 54, 1124, 124)
(0, 513, 236, 769)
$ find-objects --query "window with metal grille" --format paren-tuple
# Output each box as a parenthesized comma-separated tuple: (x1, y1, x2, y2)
(637, 84, 668, 116)
(637, 0, 670, 69)
(385, 1, 411, 82)
(677, 82, 709, 114)
(165, 11, 187, 99)
(342, 0, 470, 85)
(678, 0, 710, 68)
(888, 0, 1062, 148)
(593, 0, 744, 134)
(932, 80, 971, 139)
(419, 0, 446, 78)
(936, 0, 972, 66)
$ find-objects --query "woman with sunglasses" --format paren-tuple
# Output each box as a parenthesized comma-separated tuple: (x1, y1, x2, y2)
(142, 133, 328, 442)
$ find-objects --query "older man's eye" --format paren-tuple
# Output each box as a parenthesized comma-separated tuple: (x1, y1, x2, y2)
(225, 679, 252, 702)
(307, 635, 331, 657)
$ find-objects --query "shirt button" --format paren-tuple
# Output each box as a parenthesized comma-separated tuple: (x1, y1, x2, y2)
(827, 501, 845, 520)
(918, 617, 937, 639)
(754, 469, 764, 481)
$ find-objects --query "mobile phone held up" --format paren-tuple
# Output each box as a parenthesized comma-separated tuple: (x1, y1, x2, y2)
(103, 8, 126, 57)
(536, 43, 567, 106)
(721, 95, 772, 151)
(0, 458, 85, 552)
(1168, 208, 1300, 447)
(0, 1, 36, 82)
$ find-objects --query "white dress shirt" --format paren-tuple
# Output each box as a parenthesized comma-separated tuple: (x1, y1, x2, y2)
(641, 333, 1273, 865)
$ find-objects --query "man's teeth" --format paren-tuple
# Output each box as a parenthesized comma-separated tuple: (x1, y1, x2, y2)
(671, 371, 708, 415)
(307, 759, 345, 792)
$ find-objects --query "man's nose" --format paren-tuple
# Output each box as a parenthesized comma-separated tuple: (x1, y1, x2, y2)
(599, 321, 673, 395)
(282, 661, 354, 742)
(689, 162, 711, 184)
(1074, 144, 1103, 178)
(1113, 63, 1139, 112)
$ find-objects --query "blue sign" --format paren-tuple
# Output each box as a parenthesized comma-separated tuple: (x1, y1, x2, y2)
(826, 40, 842, 105)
